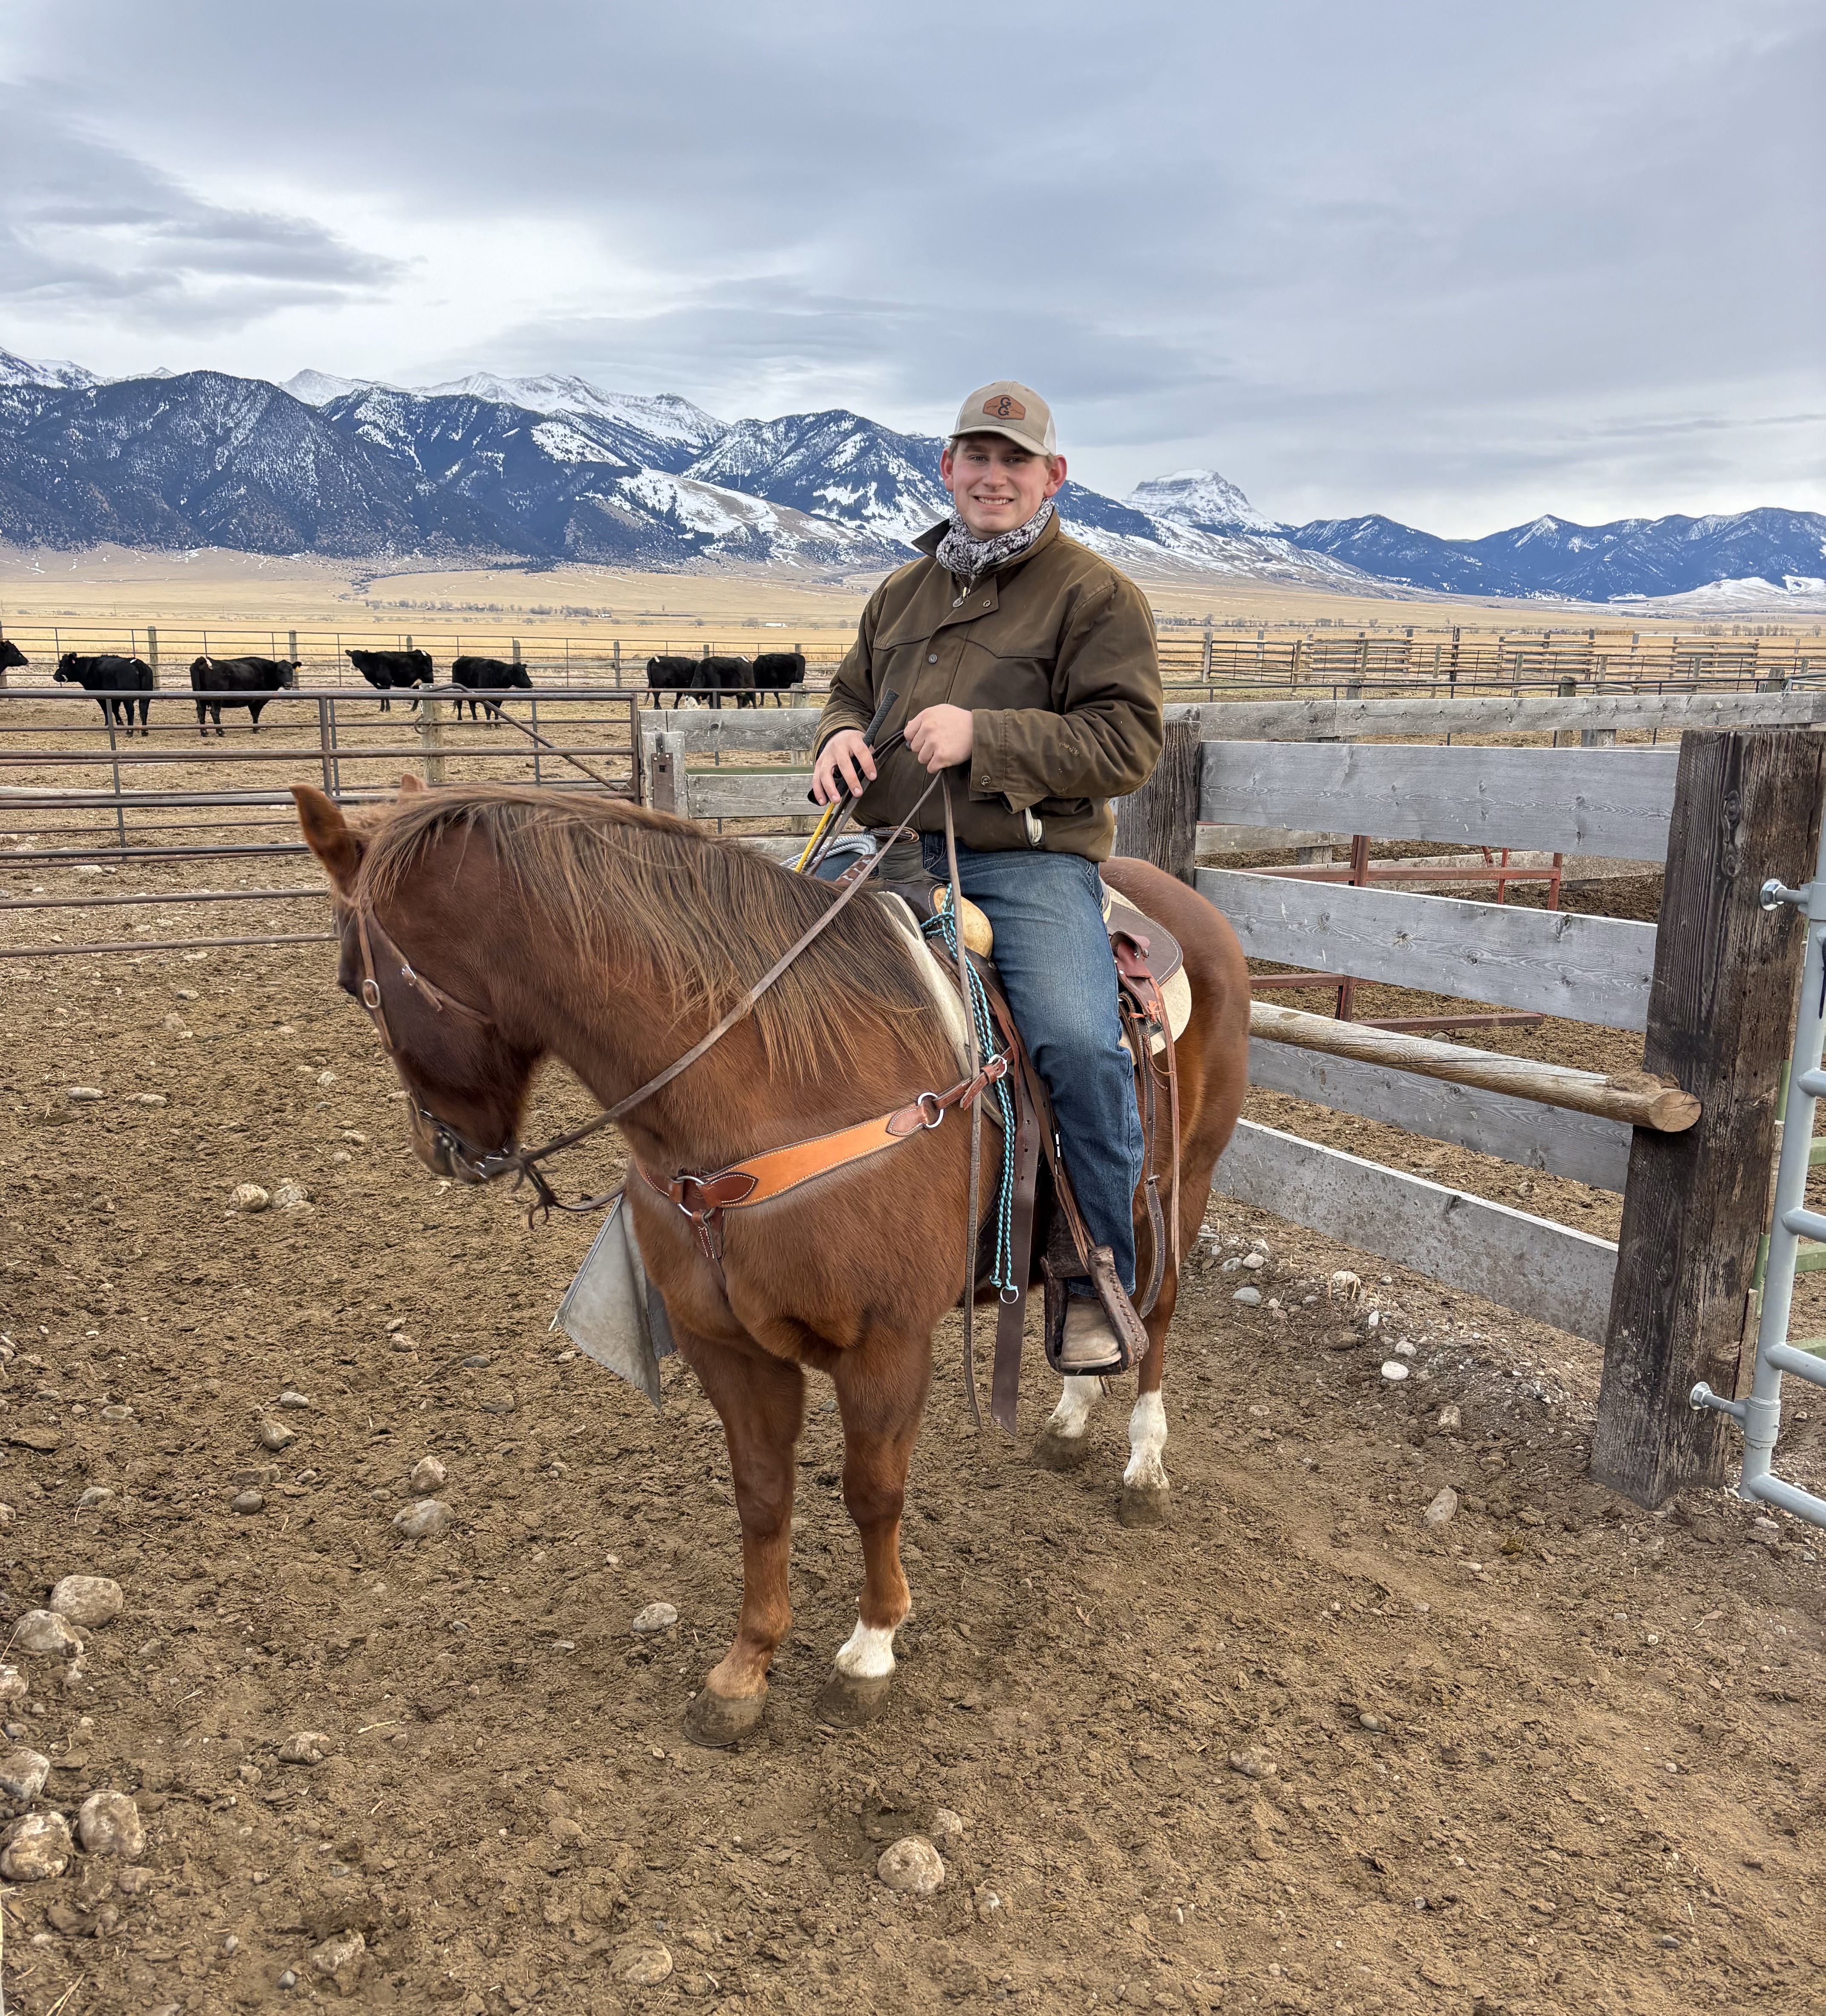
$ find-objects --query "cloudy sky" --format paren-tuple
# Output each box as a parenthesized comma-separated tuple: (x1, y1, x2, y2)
(1, 0, 1819, 532)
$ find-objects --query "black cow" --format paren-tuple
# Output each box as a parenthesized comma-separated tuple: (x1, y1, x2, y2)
(0, 638, 26, 674)
(752, 650, 806, 707)
(54, 652, 156, 735)
(698, 655, 757, 710)
(347, 648, 434, 711)
(645, 655, 703, 709)
(188, 655, 299, 737)
(450, 655, 533, 721)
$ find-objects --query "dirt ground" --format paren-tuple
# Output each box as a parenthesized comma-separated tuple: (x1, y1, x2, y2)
(3, 850, 1826, 2016)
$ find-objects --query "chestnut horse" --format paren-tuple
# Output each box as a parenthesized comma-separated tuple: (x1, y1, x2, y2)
(293, 780, 1250, 1744)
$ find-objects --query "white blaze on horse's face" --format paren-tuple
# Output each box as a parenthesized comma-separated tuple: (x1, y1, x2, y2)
(834, 1618, 898, 1681)
(1125, 1389, 1169, 1493)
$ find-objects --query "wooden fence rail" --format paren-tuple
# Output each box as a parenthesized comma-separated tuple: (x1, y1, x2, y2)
(630, 702, 1820, 1507)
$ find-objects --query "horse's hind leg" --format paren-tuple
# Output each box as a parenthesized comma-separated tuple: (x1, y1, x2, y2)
(677, 1333, 804, 1747)
(822, 1338, 931, 1725)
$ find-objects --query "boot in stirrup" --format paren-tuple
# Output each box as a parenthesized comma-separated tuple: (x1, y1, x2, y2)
(1057, 1296, 1128, 1377)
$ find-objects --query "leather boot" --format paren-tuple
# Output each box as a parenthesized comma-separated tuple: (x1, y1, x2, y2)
(1057, 1296, 1127, 1376)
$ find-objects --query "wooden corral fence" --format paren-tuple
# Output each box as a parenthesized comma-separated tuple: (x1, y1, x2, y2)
(637, 689, 1826, 1508)
(0, 618, 1816, 701)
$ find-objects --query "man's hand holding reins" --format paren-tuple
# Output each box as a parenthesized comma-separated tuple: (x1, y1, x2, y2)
(811, 730, 877, 805)
(905, 704, 974, 774)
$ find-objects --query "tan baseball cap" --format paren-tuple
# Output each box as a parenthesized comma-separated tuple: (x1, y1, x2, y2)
(950, 380, 1057, 458)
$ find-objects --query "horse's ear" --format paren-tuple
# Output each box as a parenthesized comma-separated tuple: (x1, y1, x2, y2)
(398, 772, 427, 795)
(290, 784, 363, 894)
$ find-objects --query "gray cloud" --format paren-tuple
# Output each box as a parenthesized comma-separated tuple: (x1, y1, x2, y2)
(0, 0, 1820, 528)
(0, 87, 402, 333)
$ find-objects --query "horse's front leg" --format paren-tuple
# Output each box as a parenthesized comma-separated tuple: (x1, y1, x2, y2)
(676, 1330, 804, 1747)
(823, 1337, 932, 1724)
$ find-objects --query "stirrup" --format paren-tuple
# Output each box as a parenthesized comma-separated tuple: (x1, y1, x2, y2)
(1042, 1248, 1147, 1378)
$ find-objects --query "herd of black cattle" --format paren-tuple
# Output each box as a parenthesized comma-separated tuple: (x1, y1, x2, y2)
(0, 639, 809, 736)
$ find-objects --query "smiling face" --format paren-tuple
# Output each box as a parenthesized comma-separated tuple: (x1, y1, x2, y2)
(939, 433, 1067, 538)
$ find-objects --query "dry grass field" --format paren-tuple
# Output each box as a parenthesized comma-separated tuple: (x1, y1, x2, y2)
(0, 544, 1731, 672)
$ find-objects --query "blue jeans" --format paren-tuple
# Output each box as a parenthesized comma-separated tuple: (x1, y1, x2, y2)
(919, 835, 1143, 1295)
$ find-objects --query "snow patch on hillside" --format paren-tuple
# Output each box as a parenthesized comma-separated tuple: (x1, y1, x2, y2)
(0, 349, 104, 393)
(423, 373, 724, 451)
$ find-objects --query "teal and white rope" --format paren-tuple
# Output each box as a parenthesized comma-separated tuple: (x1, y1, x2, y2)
(922, 911, 1019, 1297)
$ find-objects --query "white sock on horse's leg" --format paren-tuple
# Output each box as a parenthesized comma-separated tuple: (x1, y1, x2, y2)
(834, 1618, 897, 1681)
(1044, 1376, 1102, 1443)
(1124, 1389, 1168, 1491)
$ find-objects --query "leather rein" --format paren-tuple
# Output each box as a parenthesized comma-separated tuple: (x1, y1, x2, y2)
(341, 770, 975, 1222)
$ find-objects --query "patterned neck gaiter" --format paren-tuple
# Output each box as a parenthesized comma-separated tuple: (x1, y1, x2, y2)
(934, 499, 1055, 587)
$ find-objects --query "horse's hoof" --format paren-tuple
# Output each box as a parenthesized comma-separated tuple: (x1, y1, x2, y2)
(1033, 1428, 1092, 1472)
(1118, 1482, 1170, 1529)
(682, 1682, 767, 1749)
(818, 1671, 892, 1727)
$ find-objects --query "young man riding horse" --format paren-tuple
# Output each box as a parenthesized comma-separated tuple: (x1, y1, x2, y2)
(812, 381, 1162, 1378)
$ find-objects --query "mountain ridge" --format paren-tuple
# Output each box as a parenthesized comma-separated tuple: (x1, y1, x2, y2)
(0, 347, 1817, 600)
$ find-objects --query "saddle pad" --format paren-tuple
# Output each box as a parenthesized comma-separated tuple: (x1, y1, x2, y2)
(872, 881, 1187, 1065)
(878, 890, 973, 1074)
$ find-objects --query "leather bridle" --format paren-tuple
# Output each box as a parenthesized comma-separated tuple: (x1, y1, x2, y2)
(338, 770, 950, 1220)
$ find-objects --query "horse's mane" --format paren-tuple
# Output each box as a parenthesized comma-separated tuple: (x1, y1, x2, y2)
(356, 786, 955, 1085)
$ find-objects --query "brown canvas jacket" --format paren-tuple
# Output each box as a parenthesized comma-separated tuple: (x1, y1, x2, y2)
(814, 513, 1163, 860)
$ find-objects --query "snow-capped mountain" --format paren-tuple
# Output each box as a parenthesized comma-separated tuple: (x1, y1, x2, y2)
(678, 412, 1370, 586)
(315, 384, 890, 566)
(0, 346, 1813, 598)
(685, 410, 948, 545)
(282, 368, 392, 406)
(419, 373, 724, 474)
(1291, 507, 1826, 600)
(288, 367, 725, 476)
(0, 367, 901, 568)
(0, 348, 104, 395)
(1126, 468, 1282, 536)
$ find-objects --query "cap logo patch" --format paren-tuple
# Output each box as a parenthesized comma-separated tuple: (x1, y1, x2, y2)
(982, 395, 1026, 420)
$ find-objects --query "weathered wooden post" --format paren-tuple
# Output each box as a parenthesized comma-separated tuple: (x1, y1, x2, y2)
(1112, 716, 1199, 885)
(644, 729, 683, 815)
(1592, 727, 1826, 1506)
(416, 689, 449, 785)
(145, 625, 159, 684)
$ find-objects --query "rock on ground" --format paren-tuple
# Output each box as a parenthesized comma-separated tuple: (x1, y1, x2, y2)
(231, 1183, 270, 1212)
(1, 1811, 71, 1879)
(309, 1928, 366, 1993)
(77, 1790, 145, 1858)
(631, 1602, 678, 1635)
(877, 1836, 945, 1894)
(393, 1499, 451, 1541)
(277, 1731, 333, 1765)
(1424, 1487, 1461, 1528)
(410, 1455, 446, 1492)
(615, 1944, 674, 1986)
(0, 1748, 51, 1803)
(50, 1574, 124, 1627)
(12, 1609, 82, 1655)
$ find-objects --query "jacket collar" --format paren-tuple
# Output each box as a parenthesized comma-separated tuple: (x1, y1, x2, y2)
(913, 508, 1063, 579)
